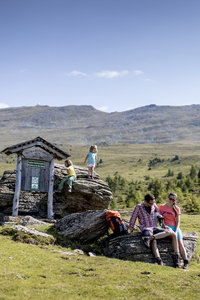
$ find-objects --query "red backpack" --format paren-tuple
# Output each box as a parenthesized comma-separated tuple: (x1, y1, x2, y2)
(106, 211, 128, 236)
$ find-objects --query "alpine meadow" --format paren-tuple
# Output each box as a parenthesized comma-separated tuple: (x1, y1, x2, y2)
(0, 105, 200, 300)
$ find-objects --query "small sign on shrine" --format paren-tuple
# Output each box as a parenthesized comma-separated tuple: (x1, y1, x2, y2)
(2, 136, 70, 218)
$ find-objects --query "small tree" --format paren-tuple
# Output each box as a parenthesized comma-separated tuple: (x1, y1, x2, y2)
(171, 155, 179, 161)
(189, 165, 197, 180)
(165, 169, 174, 177)
(148, 178, 164, 202)
(110, 197, 117, 209)
(177, 172, 183, 179)
(183, 194, 200, 213)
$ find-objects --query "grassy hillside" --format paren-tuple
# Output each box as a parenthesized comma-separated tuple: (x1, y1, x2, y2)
(0, 213, 200, 300)
(1, 142, 200, 180)
(0, 104, 200, 146)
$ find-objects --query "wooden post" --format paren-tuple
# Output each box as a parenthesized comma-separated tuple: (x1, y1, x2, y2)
(47, 158, 54, 219)
(12, 154, 22, 216)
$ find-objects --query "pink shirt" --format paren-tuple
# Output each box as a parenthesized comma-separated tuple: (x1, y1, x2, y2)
(130, 202, 160, 232)
(159, 204, 181, 227)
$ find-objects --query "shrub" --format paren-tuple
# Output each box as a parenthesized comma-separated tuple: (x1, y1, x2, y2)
(183, 195, 200, 213)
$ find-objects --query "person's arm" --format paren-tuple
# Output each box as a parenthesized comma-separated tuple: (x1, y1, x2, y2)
(84, 154, 89, 164)
(174, 204, 180, 233)
(175, 213, 180, 233)
(129, 205, 139, 233)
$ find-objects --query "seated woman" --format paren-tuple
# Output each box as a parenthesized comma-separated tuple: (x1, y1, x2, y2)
(159, 192, 189, 269)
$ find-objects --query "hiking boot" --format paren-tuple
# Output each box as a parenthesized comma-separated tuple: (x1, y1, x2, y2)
(155, 257, 164, 265)
(183, 259, 189, 270)
(171, 253, 180, 268)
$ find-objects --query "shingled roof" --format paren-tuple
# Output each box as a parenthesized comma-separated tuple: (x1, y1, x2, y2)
(2, 136, 70, 160)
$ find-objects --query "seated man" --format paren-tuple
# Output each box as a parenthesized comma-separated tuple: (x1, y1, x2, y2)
(129, 193, 180, 267)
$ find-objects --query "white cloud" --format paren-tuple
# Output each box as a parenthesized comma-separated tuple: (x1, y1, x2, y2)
(96, 70, 129, 79)
(133, 70, 144, 75)
(67, 70, 87, 77)
(97, 106, 109, 112)
(0, 103, 9, 109)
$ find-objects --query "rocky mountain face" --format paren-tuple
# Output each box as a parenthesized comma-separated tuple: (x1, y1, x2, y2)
(0, 104, 200, 146)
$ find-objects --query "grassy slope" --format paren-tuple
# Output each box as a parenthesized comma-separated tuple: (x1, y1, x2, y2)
(0, 142, 200, 299)
(68, 142, 200, 181)
(1, 142, 200, 180)
(0, 214, 200, 300)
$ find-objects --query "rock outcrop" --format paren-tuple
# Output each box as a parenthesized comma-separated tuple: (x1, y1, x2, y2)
(104, 232, 198, 267)
(0, 164, 112, 219)
(54, 210, 108, 242)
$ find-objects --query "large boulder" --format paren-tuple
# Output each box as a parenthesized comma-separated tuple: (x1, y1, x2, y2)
(0, 164, 112, 219)
(54, 209, 108, 242)
(104, 232, 198, 267)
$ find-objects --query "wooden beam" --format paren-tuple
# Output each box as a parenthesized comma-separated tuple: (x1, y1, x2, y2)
(3, 141, 69, 160)
(47, 158, 54, 219)
(12, 154, 22, 216)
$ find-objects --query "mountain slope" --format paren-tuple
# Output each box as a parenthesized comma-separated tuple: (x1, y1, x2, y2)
(0, 104, 200, 147)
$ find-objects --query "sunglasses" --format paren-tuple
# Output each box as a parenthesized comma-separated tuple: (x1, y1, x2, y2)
(169, 197, 176, 202)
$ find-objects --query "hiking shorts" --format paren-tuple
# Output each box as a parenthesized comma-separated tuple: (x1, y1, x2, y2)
(165, 225, 183, 239)
(87, 163, 95, 168)
(141, 227, 167, 237)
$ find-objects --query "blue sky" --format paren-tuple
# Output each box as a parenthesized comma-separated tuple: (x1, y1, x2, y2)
(0, 0, 200, 112)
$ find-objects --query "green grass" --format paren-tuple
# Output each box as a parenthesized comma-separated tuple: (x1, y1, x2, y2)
(0, 214, 200, 300)
(63, 143, 200, 181)
(1, 142, 200, 180)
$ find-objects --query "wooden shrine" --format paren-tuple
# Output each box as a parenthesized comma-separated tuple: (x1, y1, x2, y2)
(2, 136, 70, 218)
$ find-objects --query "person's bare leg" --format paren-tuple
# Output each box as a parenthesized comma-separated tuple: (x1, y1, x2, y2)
(148, 229, 179, 253)
(91, 166, 94, 178)
(178, 239, 187, 259)
(88, 167, 92, 178)
(151, 240, 163, 265)
(151, 239, 159, 257)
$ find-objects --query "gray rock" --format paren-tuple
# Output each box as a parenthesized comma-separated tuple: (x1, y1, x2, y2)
(54, 210, 108, 242)
(18, 216, 47, 227)
(11, 225, 54, 239)
(104, 232, 198, 267)
(0, 164, 112, 218)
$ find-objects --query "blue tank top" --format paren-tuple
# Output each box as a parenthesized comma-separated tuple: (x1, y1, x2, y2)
(87, 152, 96, 164)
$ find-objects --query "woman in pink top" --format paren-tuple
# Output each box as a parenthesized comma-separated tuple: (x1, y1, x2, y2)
(159, 192, 189, 269)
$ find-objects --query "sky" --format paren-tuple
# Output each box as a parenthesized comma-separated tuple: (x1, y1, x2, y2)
(0, 0, 200, 112)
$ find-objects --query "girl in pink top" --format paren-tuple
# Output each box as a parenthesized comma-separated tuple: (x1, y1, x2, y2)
(159, 192, 189, 269)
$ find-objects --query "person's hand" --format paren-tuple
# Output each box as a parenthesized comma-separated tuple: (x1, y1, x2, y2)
(164, 225, 170, 229)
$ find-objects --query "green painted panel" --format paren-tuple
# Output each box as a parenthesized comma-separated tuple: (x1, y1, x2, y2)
(27, 160, 45, 169)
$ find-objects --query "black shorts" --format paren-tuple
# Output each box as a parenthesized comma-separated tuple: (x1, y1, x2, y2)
(141, 227, 166, 237)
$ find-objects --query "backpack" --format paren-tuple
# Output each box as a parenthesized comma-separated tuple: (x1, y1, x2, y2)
(106, 211, 128, 236)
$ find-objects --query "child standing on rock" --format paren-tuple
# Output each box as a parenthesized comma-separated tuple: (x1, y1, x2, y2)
(58, 160, 76, 192)
(84, 145, 98, 179)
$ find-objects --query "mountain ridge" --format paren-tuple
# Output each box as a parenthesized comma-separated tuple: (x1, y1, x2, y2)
(0, 104, 200, 147)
